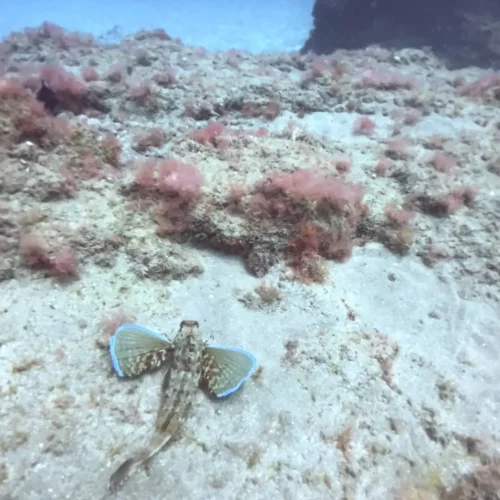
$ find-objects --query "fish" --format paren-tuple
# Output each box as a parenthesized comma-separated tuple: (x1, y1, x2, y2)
(106, 320, 257, 493)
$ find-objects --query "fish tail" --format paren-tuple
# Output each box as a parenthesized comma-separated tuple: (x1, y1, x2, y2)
(108, 453, 146, 493)
(108, 429, 176, 493)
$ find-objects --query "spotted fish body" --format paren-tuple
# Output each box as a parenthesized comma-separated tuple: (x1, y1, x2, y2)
(107, 320, 257, 494)
(108, 320, 204, 492)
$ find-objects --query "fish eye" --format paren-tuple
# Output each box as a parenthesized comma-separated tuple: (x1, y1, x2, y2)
(180, 320, 199, 328)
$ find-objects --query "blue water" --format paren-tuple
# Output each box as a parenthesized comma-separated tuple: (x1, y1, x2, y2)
(0, 0, 314, 52)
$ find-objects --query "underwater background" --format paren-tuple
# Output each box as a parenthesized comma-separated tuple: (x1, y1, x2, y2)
(0, 0, 314, 52)
(0, 1, 499, 499)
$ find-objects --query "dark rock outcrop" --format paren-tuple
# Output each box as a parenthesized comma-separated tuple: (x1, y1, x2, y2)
(302, 0, 500, 68)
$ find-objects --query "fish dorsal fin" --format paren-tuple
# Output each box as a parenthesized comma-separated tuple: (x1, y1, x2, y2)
(201, 345, 257, 398)
(109, 324, 173, 377)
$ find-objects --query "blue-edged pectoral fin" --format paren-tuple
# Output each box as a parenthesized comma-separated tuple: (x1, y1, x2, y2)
(200, 345, 257, 398)
(109, 324, 173, 377)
